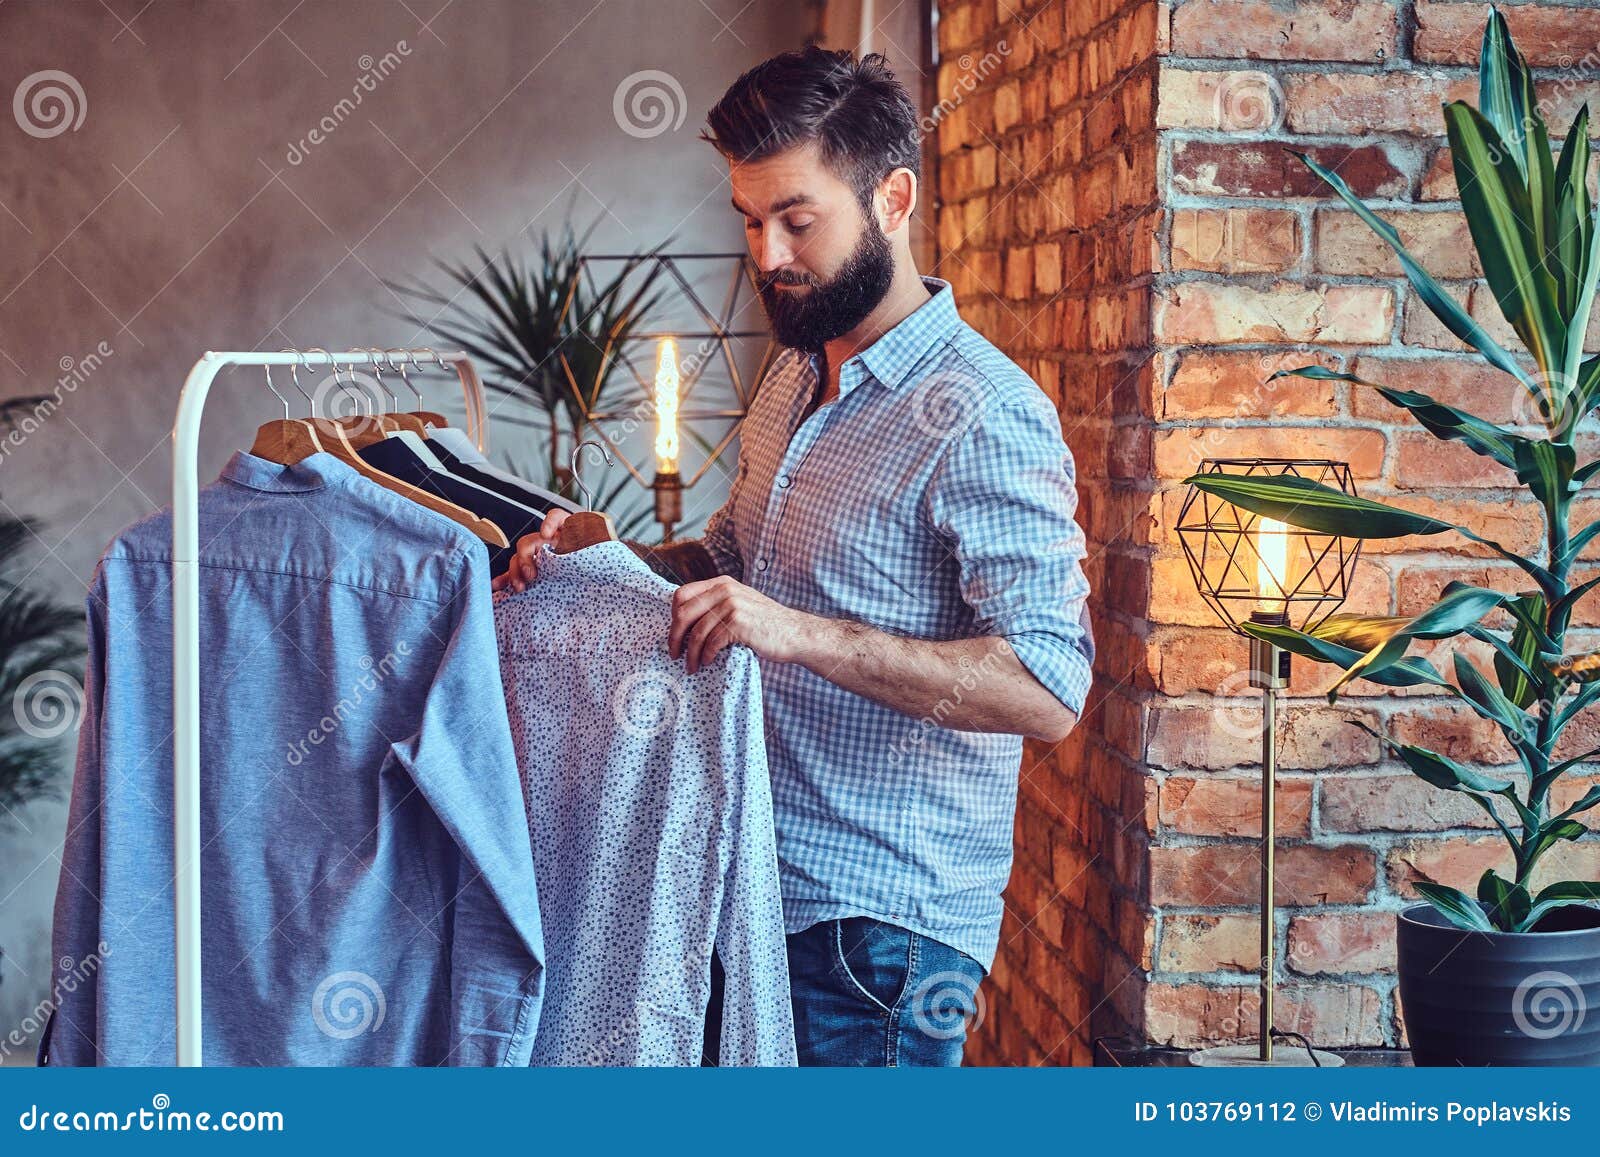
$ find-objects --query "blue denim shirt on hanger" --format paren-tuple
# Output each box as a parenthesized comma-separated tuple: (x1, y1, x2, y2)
(43, 450, 543, 1066)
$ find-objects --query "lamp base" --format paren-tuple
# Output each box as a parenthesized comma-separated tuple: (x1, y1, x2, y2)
(1188, 1042, 1345, 1067)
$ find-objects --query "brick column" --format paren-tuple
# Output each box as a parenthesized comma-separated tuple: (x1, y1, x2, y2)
(935, 0, 1600, 1063)
(935, 0, 1162, 1065)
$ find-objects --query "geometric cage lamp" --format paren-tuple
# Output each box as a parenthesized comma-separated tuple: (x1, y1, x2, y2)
(1175, 458, 1362, 1067)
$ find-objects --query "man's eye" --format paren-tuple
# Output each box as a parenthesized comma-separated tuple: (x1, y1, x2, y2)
(788, 219, 814, 232)
(744, 218, 762, 232)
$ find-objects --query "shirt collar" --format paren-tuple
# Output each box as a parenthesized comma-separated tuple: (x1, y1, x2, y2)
(815, 276, 960, 395)
(220, 450, 360, 493)
(527, 539, 671, 599)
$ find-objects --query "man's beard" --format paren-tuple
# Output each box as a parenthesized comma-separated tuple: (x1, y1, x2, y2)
(757, 215, 895, 353)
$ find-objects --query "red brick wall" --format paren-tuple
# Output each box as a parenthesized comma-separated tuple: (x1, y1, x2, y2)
(934, 0, 1162, 1065)
(935, 0, 1600, 1062)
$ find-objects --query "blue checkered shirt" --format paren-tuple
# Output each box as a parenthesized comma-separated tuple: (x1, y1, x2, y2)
(700, 277, 1094, 969)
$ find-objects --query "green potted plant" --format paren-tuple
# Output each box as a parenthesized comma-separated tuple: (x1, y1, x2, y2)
(1185, 9, 1600, 1065)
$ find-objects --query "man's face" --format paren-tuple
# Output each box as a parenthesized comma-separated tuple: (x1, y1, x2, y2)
(730, 142, 894, 353)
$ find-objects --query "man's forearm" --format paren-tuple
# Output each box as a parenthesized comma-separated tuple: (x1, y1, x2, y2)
(796, 616, 1078, 742)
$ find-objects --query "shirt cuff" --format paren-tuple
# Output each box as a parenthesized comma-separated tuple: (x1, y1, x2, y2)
(1006, 629, 1091, 719)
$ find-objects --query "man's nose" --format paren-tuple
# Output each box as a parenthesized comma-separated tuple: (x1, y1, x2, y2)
(754, 234, 794, 273)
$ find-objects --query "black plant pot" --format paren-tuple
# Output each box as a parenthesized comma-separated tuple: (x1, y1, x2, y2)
(1396, 902, 1600, 1066)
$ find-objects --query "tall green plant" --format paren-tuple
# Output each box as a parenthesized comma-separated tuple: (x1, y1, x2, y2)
(1184, 9, 1600, 934)
(387, 218, 666, 490)
(0, 416, 85, 813)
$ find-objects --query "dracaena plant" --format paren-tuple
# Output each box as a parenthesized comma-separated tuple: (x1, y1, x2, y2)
(1185, 9, 1600, 934)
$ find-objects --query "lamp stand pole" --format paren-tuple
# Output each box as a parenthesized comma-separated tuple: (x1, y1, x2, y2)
(1189, 610, 1342, 1068)
(1247, 612, 1290, 1063)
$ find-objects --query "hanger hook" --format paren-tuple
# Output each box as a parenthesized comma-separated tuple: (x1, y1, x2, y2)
(298, 348, 331, 418)
(263, 362, 289, 420)
(331, 351, 368, 416)
(569, 438, 613, 511)
(392, 349, 425, 405)
(364, 347, 399, 413)
(277, 349, 305, 412)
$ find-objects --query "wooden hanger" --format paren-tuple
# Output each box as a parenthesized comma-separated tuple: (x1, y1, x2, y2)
(358, 349, 430, 438)
(250, 418, 324, 463)
(261, 352, 507, 549)
(554, 439, 619, 554)
(250, 364, 327, 462)
(314, 419, 508, 548)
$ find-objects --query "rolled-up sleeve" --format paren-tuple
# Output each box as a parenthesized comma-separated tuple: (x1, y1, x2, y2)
(925, 392, 1095, 718)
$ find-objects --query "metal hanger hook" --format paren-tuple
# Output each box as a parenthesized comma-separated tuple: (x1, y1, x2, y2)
(283, 345, 316, 419)
(569, 438, 613, 511)
(364, 347, 398, 413)
(263, 362, 289, 420)
(303, 348, 338, 418)
(401, 348, 429, 406)
(331, 352, 368, 416)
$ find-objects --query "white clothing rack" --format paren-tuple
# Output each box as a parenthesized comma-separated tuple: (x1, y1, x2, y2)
(169, 348, 489, 1067)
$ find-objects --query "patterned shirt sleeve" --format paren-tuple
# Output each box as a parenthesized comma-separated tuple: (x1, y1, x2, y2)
(925, 391, 1095, 718)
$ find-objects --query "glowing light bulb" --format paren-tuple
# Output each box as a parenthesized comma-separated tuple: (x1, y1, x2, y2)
(654, 337, 680, 475)
(1256, 516, 1287, 613)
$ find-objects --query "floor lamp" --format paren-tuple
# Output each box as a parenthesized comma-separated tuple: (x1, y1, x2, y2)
(1176, 458, 1360, 1067)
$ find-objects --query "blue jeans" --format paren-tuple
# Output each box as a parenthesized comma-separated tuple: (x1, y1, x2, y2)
(785, 917, 986, 1066)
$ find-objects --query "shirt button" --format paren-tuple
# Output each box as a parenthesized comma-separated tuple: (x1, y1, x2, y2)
(756, 557, 769, 572)
(777, 474, 791, 488)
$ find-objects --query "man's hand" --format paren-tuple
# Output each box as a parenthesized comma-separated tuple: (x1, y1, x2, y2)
(668, 575, 821, 674)
(491, 510, 571, 594)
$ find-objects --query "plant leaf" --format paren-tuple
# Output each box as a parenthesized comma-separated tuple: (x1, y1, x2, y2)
(1525, 880, 1600, 926)
(1454, 650, 1534, 743)
(1478, 868, 1532, 930)
(1290, 149, 1539, 394)
(1525, 818, 1590, 872)
(1445, 102, 1566, 384)
(1477, 8, 1536, 179)
(1553, 783, 1600, 823)
(1268, 366, 1523, 468)
(1236, 621, 1447, 688)
(1352, 721, 1514, 794)
(1415, 882, 1495, 931)
(1331, 582, 1512, 693)
(1184, 472, 1453, 538)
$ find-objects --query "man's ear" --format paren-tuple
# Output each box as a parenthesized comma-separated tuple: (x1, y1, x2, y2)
(876, 167, 917, 234)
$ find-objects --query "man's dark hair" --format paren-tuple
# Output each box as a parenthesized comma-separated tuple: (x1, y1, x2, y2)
(702, 46, 921, 208)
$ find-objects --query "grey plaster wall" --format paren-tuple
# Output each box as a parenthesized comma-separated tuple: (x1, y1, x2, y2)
(0, 0, 812, 1060)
